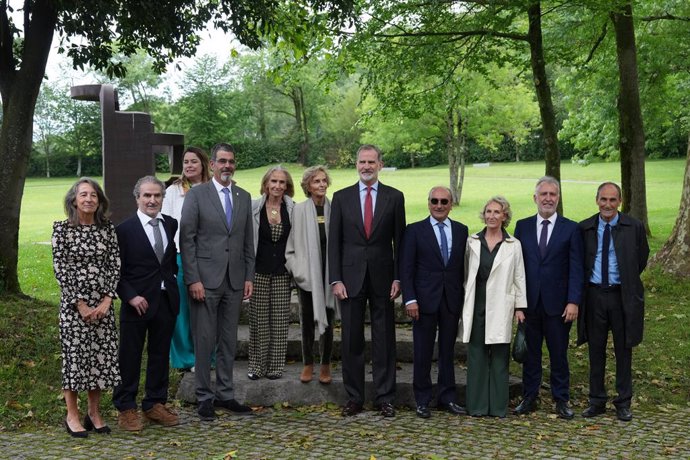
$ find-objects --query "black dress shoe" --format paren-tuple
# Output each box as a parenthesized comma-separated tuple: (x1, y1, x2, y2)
(198, 399, 216, 421)
(247, 373, 261, 380)
(341, 400, 363, 417)
(83, 414, 111, 434)
(439, 402, 467, 415)
(64, 419, 88, 438)
(615, 406, 632, 422)
(582, 404, 606, 418)
(214, 399, 252, 414)
(555, 401, 574, 420)
(416, 405, 431, 418)
(514, 397, 537, 415)
(266, 374, 282, 380)
(377, 402, 396, 417)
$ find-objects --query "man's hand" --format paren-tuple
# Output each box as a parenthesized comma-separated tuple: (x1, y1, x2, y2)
(243, 281, 253, 300)
(405, 302, 419, 321)
(332, 282, 348, 300)
(515, 310, 526, 323)
(562, 303, 578, 323)
(390, 280, 401, 300)
(128, 296, 148, 316)
(189, 281, 205, 302)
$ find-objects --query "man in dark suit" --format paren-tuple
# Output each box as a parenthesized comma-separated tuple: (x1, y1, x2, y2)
(400, 186, 468, 418)
(114, 176, 181, 431)
(578, 182, 649, 422)
(180, 143, 254, 421)
(329, 144, 406, 417)
(513, 176, 584, 419)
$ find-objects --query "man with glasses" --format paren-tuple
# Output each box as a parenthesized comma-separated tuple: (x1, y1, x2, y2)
(399, 186, 468, 418)
(180, 143, 255, 420)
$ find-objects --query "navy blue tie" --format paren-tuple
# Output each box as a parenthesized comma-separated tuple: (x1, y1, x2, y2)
(601, 223, 611, 287)
(438, 222, 449, 266)
(539, 220, 550, 258)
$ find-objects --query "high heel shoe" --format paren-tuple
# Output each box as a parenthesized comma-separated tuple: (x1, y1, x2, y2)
(64, 419, 88, 438)
(83, 414, 111, 434)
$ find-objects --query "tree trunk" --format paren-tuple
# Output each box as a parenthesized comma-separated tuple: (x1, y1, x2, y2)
(292, 86, 310, 165)
(258, 96, 267, 141)
(0, 1, 57, 296)
(527, 2, 563, 214)
(76, 154, 82, 177)
(446, 109, 460, 204)
(651, 133, 690, 276)
(610, 3, 650, 235)
(446, 108, 466, 206)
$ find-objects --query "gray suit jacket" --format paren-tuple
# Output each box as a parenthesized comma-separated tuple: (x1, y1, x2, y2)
(180, 180, 255, 291)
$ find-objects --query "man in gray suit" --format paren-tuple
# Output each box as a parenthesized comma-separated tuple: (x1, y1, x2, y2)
(180, 143, 255, 420)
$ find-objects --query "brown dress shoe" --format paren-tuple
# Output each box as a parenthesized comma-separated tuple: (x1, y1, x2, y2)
(118, 409, 143, 431)
(144, 403, 180, 427)
(318, 364, 332, 384)
(300, 365, 314, 383)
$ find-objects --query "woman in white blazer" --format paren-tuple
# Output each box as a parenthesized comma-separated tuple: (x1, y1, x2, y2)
(460, 196, 527, 417)
(285, 166, 337, 384)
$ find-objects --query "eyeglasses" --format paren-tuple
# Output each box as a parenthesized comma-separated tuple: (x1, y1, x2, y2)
(214, 158, 236, 165)
(429, 198, 450, 205)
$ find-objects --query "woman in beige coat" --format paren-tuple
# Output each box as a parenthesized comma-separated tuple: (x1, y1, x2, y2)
(460, 196, 527, 417)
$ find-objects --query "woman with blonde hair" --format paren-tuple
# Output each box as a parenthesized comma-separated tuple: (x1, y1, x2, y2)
(247, 166, 295, 380)
(285, 166, 337, 384)
(461, 196, 527, 417)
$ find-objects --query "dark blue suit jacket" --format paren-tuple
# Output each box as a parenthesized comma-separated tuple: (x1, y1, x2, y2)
(514, 215, 584, 316)
(400, 218, 468, 315)
(116, 214, 180, 322)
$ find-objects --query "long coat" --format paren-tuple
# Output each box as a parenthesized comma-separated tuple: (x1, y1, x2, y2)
(460, 233, 527, 344)
(578, 212, 649, 348)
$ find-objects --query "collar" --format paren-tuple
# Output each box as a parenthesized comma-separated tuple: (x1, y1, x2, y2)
(137, 209, 163, 226)
(212, 177, 232, 192)
(537, 212, 558, 226)
(359, 180, 379, 192)
(429, 216, 451, 227)
(598, 213, 620, 227)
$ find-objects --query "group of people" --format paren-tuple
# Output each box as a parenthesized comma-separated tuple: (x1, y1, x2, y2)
(52, 143, 648, 438)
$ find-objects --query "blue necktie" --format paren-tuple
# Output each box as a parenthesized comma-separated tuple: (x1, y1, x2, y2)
(438, 222, 449, 266)
(539, 220, 550, 258)
(222, 187, 233, 229)
(602, 223, 611, 287)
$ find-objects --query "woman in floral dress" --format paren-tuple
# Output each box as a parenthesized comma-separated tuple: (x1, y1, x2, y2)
(52, 178, 121, 437)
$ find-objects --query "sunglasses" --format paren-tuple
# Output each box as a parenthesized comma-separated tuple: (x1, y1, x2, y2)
(429, 198, 450, 205)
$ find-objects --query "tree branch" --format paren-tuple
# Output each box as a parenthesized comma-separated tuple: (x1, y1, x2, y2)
(583, 20, 608, 65)
(371, 29, 528, 42)
(639, 14, 690, 22)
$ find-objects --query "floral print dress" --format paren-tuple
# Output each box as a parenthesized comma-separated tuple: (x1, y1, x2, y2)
(52, 220, 122, 391)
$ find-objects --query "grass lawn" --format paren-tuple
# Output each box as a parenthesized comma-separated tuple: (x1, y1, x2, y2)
(1, 159, 688, 429)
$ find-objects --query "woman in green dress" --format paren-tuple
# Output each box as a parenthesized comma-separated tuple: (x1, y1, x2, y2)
(460, 196, 527, 417)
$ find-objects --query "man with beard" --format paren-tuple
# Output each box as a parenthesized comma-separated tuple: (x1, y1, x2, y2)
(329, 144, 406, 417)
(180, 143, 255, 420)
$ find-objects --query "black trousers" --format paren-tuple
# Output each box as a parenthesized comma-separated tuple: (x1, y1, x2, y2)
(113, 291, 176, 412)
(585, 285, 633, 408)
(298, 288, 335, 366)
(340, 271, 396, 406)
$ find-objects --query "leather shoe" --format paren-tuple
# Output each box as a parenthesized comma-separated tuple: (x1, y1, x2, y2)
(377, 402, 395, 417)
(616, 406, 633, 422)
(555, 401, 574, 420)
(247, 373, 261, 380)
(198, 399, 215, 421)
(514, 397, 537, 415)
(64, 419, 88, 438)
(341, 400, 363, 417)
(439, 402, 466, 415)
(83, 414, 111, 434)
(582, 404, 606, 418)
(214, 399, 252, 414)
(416, 405, 431, 418)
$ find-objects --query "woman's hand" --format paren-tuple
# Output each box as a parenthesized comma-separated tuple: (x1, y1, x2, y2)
(76, 300, 95, 322)
(90, 297, 113, 321)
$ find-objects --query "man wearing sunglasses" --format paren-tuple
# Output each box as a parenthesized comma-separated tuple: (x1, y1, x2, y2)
(399, 186, 469, 418)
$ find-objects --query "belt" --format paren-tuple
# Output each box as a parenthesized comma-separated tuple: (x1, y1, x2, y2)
(588, 282, 621, 292)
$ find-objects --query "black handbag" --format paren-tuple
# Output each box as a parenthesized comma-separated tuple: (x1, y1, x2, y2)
(512, 322, 527, 363)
